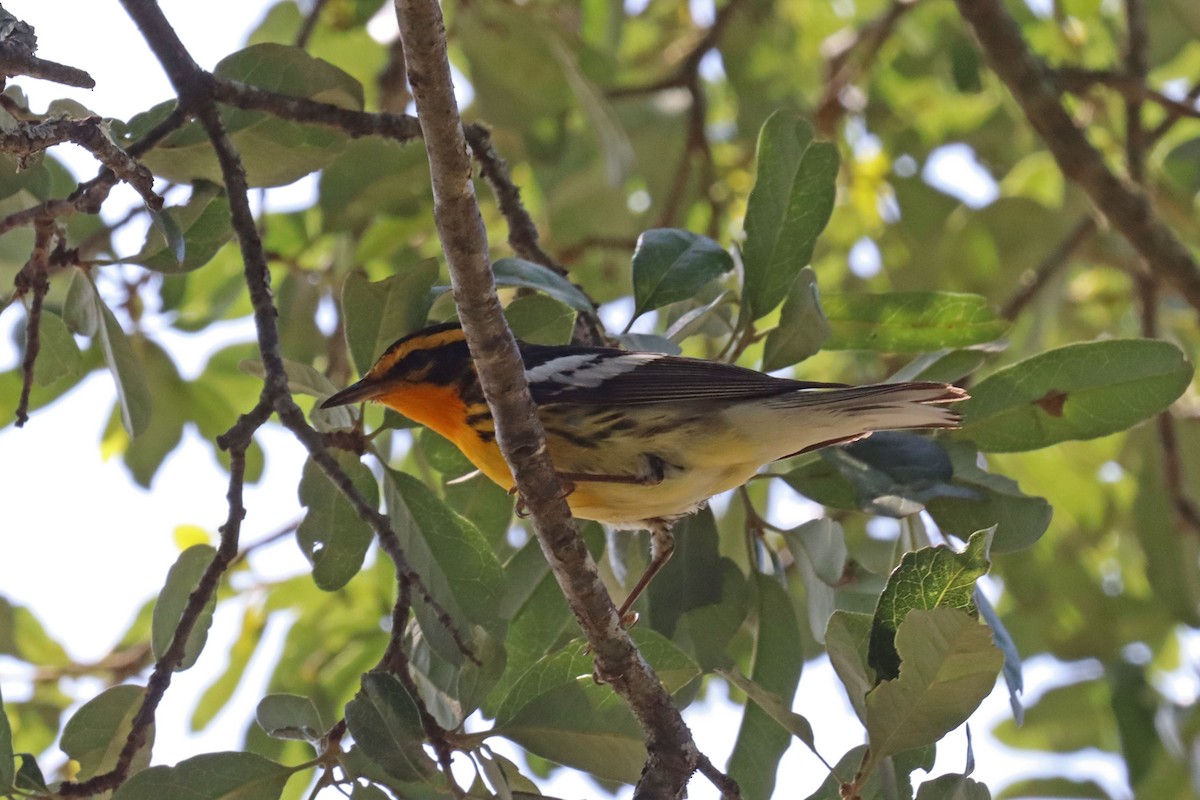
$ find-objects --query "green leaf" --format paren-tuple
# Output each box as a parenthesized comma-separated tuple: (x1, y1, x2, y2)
(824, 611, 874, 723)
(782, 517, 847, 641)
(134, 183, 233, 274)
(29, 309, 82, 387)
(494, 630, 699, 783)
(869, 529, 993, 681)
(717, 666, 818, 756)
(0, 685, 12, 790)
(110, 338, 187, 488)
(111, 752, 294, 800)
(645, 507, 724, 636)
(151, 544, 217, 671)
(13, 753, 48, 794)
(742, 111, 839, 320)
(821, 433, 969, 519)
(146, 206, 185, 266)
(926, 441, 1052, 553)
(728, 571, 804, 800)
(256, 694, 326, 743)
(491, 258, 594, 312)
(960, 339, 1194, 452)
(70, 271, 152, 437)
(63, 268, 99, 336)
(630, 228, 733, 320)
(483, 525, 605, 717)
(761, 267, 830, 371)
(820, 292, 1008, 352)
(384, 469, 506, 663)
(134, 44, 363, 187)
(863, 608, 1003, 773)
(890, 348, 993, 385)
(504, 294, 577, 345)
(341, 262, 438, 376)
(60, 685, 150, 781)
(669, 559, 749, 673)
(296, 453, 378, 591)
(916, 774, 991, 800)
(344, 673, 437, 782)
(238, 356, 338, 398)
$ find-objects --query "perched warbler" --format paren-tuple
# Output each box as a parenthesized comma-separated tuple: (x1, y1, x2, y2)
(322, 322, 967, 620)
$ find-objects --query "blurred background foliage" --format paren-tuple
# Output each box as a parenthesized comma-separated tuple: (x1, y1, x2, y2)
(3, 0, 1200, 798)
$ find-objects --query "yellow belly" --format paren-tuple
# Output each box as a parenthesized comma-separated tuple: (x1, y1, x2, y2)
(452, 404, 759, 528)
(381, 389, 762, 529)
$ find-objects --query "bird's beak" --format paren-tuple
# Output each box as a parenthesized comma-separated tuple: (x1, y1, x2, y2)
(320, 377, 381, 409)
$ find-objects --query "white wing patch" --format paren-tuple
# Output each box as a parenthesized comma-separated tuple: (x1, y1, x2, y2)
(526, 352, 663, 388)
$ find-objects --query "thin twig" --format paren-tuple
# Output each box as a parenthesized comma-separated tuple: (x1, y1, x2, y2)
(696, 753, 743, 800)
(294, 0, 329, 49)
(1056, 68, 1200, 122)
(210, 78, 423, 140)
(13, 218, 54, 427)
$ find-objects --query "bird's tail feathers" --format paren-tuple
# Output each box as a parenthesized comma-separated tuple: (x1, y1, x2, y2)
(765, 382, 967, 457)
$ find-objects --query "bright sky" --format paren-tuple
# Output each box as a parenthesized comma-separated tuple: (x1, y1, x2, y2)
(0, 2, 1130, 798)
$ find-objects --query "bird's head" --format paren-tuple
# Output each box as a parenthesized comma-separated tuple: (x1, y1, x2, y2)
(320, 322, 471, 409)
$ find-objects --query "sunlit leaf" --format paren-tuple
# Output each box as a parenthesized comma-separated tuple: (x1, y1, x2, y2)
(961, 339, 1193, 452)
(821, 292, 1007, 353)
(864, 608, 1003, 773)
(133, 44, 363, 187)
(384, 469, 506, 664)
(869, 528, 994, 681)
(742, 111, 839, 320)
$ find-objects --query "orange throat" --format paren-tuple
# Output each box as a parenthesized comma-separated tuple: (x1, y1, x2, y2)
(374, 383, 513, 488)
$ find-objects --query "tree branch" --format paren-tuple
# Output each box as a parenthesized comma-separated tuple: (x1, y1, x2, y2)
(392, 0, 704, 796)
(954, 0, 1200, 313)
(0, 8, 94, 88)
(0, 116, 162, 209)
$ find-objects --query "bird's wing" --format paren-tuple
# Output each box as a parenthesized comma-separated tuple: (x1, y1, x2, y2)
(519, 343, 842, 405)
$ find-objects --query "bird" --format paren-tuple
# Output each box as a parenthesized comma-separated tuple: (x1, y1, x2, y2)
(321, 321, 967, 622)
